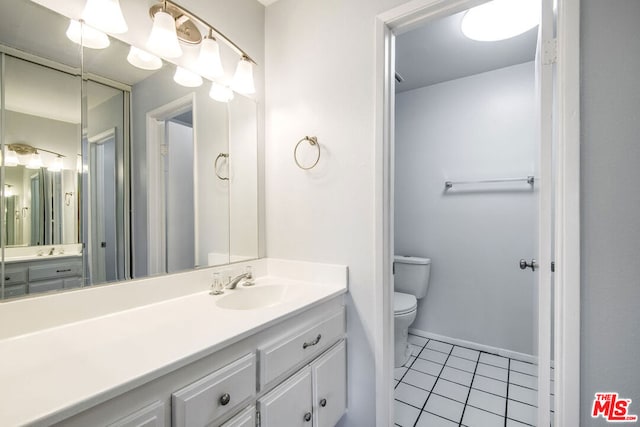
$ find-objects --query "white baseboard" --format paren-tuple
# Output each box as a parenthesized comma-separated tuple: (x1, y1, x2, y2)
(409, 328, 538, 364)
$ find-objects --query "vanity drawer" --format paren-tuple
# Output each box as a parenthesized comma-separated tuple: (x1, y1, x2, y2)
(4, 269, 27, 285)
(4, 284, 27, 298)
(64, 277, 83, 289)
(29, 279, 64, 294)
(220, 405, 255, 427)
(107, 401, 165, 427)
(29, 262, 82, 281)
(258, 308, 345, 389)
(172, 353, 256, 427)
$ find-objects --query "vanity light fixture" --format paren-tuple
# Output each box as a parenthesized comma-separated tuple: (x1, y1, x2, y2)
(48, 156, 64, 172)
(461, 0, 540, 41)
(231, 56, 255, 95)
(197, 32, 224, 79)
(25, 152, 44, 170)
(5, 149, 19, 167)
(174, 66, 203, 87)
(66, 19, 110, 50)
(127, 46, 163, 71)
(4, 185, 13, 198)
(7, 144, 65, 170)
(209, 82, 234, 103)
(146, 0, 257, 95)
(147, 2, 183, 58)
(81, 0, 128, 35)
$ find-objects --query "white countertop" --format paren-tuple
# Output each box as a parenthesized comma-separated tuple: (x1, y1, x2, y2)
(0, 269, 347, 426)
(4, 253, 82, 263)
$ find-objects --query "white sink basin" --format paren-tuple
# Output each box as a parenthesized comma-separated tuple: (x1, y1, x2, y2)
(215, 284, 299, 310)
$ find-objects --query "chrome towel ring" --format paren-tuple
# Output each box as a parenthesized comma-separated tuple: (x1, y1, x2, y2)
(294, 136, 320, 170)
(214, 153, 229, 180)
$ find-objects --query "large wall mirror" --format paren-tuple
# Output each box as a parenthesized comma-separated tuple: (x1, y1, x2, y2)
(0, 0, 260, 300)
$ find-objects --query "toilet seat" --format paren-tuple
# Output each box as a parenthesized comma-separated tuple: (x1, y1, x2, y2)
(394, 292, 417, 315)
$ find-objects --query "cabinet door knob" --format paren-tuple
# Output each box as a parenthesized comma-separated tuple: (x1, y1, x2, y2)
(303, 412, 312, 422)
(320, 398, 327, 407)
(219, 393, 231, 406)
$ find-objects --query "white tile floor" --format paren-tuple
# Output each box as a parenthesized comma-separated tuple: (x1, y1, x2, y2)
(394, 334, 552, 427)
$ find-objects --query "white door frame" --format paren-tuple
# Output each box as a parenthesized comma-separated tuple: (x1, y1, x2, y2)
(373, 1, 581, 425)
(145, 93, 197, 276)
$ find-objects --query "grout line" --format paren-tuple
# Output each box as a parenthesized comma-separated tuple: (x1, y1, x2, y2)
(504, 358, 511, 427)
(457, 348, 480, 426)
(412, 342, 454, 427)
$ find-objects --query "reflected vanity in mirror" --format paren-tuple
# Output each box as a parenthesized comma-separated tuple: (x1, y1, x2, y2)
(0, 0, 260, 300)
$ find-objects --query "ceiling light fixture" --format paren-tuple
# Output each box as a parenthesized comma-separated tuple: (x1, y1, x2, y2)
(127, 46, 163, 70)
(174, 66, 203, 87)
(81, 0, 128, 34)
(146, 0, 258, 95)
(209, 82, 234, 103)
(461, 0, 540, 42)
(66, 19, 110, 49)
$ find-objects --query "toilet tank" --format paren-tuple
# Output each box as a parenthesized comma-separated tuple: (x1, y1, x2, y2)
(394, 256, 431, 299)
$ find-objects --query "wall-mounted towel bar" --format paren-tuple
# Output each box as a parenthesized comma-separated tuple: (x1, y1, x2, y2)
(444, 176, 535, 190)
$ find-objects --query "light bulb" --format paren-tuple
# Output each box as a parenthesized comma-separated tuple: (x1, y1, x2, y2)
(127, 46, 162, 70)
(82, 0, 128, 34)
(5, 150, 19, 167)
(48, 156, 64, 172)
(231, 57, 255, 95)
(26, 153, 43, 170)
(147, 10, 182, 58)
(197, 37, 224, 79)
(461, 0, 540, 41)
(209, 82, 234, 103)
(4, 186, 13, 198)
(66, 19, 110, 50)
(173, 67, 203, 87)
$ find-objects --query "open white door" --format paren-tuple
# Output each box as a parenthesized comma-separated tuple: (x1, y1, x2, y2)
(535, 0, 555, 424)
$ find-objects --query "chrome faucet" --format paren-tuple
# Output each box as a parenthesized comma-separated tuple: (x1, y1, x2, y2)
(48, 247, 55, 256)
(225, 267, 254, 289)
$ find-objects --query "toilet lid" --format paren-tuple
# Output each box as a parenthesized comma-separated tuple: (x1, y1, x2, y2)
(394, 292, 417, 315)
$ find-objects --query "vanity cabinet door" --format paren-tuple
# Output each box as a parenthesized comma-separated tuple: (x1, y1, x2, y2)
(107, 401, 165, 427)
(311, 341, 346, 427)
(257, 367, 313, 427)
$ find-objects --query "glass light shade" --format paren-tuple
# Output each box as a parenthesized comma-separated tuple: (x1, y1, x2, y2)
(26, 153, 44, 170)
(231, 57, 255, 94)
(4, 186, 13, 197)
(197, 38, 224, 79)
(82, 0, 128, 34)
(461, 0, 540, 41)
(209, 82, 234, 103)
(48, 156, 64, 172)
(127, 46, 162, 70)
(5, 150, 19, 167)
(173, 67, 203, 87)
(66, 19, 110, 50)
(147, 10, 182, 58)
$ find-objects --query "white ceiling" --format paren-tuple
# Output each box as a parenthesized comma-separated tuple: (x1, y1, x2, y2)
(395, 11, 538, 92)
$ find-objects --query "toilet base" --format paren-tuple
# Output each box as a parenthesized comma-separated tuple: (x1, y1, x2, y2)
(394, 309, 417, 368)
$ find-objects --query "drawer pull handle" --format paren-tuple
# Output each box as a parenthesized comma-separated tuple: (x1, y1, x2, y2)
(4, 277, 9, 281)
(56, 269, 72, 273)
(320, 398, 327, 407)
(219, 393, 231, 406)
(302, 334, 322, 349)
(303, 412, 312, 422)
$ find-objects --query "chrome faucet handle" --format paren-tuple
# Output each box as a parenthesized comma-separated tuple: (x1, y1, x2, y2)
(209, 272, 224, 295)
(242, 266, 255, 286)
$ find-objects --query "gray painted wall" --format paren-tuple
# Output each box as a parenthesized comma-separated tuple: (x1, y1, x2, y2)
(581, 0, 640, 424)
(395, 62, 538, 355)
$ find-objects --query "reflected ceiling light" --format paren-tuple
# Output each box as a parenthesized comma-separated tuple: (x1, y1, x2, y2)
(5, 149, 19, 167)
(147, 6, 182, 58)
(127, 46, 163, 70)
(26, 152, 44, 170)
(209, 82, 234, 103)
(231, 56, 255, 95)
(173, 66, 203, 87)
(66, 19, 110, 49)
(81, 0, 128, 34)
(461, 0, 540, 41)
(48, 156, 64, 172)
(4, 185, 13, 198)
(197, 34, 224, 79)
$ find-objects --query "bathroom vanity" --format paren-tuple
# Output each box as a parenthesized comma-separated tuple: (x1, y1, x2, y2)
(0, 259, 348, 427)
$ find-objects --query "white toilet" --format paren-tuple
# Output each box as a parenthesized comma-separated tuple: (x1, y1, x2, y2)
(394, 255, 431, 367)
